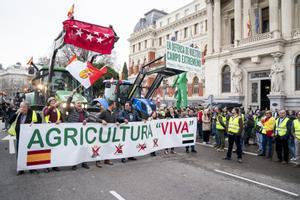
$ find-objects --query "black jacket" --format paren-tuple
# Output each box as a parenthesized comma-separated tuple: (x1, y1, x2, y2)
(8, 109, 42, 140)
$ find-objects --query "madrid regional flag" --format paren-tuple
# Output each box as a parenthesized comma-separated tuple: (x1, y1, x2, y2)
(66, 56, 107, 89)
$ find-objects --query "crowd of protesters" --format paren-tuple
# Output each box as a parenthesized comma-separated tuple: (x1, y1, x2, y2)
(1, 90, 300, 175)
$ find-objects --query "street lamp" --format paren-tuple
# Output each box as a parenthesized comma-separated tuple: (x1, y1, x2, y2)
(162, 79, 169, 106)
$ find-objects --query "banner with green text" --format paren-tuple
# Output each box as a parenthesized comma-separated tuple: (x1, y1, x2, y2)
(166, 40, 201, 73)
(17, 118, 197, 171)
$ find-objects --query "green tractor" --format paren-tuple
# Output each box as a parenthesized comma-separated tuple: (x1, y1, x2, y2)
(25, 65, 89, 111)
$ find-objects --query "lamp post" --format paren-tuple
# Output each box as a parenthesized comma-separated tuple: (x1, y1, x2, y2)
(162, 79, 169, 106)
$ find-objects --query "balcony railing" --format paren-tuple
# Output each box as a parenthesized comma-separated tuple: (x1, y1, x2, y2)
(238, 32, 273, 46)
(292, 28, 300, 39)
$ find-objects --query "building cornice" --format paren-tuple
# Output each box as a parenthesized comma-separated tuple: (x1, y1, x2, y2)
(156, 9, 207, 34)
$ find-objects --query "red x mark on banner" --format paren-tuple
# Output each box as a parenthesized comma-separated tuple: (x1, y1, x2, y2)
(114, 144, 124, 155)
(137, 143, 147, 152)
(153, 138, 159, 147)
(92, 145, 100, 158)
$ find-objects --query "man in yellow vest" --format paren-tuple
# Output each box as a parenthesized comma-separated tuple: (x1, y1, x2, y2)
(292, 111, 300, 167)
(215, 107, 227, 151)
(274, 110, 291, 164)
(43, 97, 63, 172)
(224, 107, 243, 163)
(259, 110, 276, 158)
(8, 101, 41, 175)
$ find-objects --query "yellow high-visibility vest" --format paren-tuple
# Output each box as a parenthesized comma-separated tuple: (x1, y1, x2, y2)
(44, 108, 61, 123)
(228, 116, 241, 134)
(293, 119, 300, 140)
(216, 114, 226, 130)
(275, 118, 289, 136)
(262, 117, 276, 135)
(8, 111, 38, 136)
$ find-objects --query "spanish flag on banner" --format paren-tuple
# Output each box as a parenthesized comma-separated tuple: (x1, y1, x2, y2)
(67, 4, 74, 19)
(27, 149, 51, 166)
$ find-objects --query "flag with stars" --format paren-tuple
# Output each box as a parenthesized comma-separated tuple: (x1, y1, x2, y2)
(63, 19, 115, 55)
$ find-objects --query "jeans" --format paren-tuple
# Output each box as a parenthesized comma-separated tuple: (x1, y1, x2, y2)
(288, 135, 296, 158)
(215, 129, 221, 146)
(211, 122, 216, 137)
(295, 139, 300, 165)
(256, 131, 263, 152)
(217, 129, 225, 149)
(262, 134, 273, 157)
(275, 136, 289, 162)
(226, 134, 242, 159)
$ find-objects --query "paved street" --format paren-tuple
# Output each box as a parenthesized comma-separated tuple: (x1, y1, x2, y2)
(0, 122, 299, 200)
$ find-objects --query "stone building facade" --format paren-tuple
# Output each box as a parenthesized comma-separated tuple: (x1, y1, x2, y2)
(205, 0, 300, 110)
(128, 0, 207, 106)
(0, 63, 33, 99)
(129, 0, 300, 110)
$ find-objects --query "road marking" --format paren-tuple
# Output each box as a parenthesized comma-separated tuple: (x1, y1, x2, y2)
(214, 169, 299, 197)
(110, 190, 126, 200)
(196, 142, 257, 156)
(2, 135, 16, 154)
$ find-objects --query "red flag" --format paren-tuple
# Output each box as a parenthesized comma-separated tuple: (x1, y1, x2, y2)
(63, 19, 115, 55)
(66, 56, 108, 89)
(201, 44, 207, 65)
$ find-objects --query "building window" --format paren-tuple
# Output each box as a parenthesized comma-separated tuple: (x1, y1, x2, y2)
(166, 34, 170, 40)
(144, 40, 147, 49)
(133, 45, 135, 53)
(185, 9, 189, 16)
(296, 55, 300, 90)
(222, 65, 231, 93)
(176, 13, 180, 20)
(205, 20, 208, 32)
(230, 18, 235, 44)
(194, 23, 199, 35)
(159, 37, 162, 46)
(184, 27, 188, 38)
(261, 7, 269, 33)
(174, 31, 178, 41)
(195, 4, 200, 11)
(167, 18, 171, 24)
(138, 42, 141, 51)
(193, 76, 199, 95)
(160, 21, 163, 27)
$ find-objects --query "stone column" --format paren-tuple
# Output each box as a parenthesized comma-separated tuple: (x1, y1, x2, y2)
(281, 0, 294, 38)
(234, 0, 242, 44)
(243, 0, 251, 38)
(206, 0, 214, 54)
(269, 0, 280, 38)
(213, 0, 221, 53)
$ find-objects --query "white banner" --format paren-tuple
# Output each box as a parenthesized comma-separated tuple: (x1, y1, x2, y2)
(166, 40, 201, 73)
(17, 118, 197, 171)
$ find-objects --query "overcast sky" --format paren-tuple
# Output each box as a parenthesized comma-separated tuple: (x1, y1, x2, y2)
(0, 0, 190, 70)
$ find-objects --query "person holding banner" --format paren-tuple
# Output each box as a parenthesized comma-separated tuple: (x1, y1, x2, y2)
(43, 97, 63, 172)
(149, 111, 158, 157)
(185, 109, 197, 153)
(118, 101, 141, 163)
(96, 100, 123, 166)
(65, 90, 90, 170)
(164, 107, 178, 154)
(8, 101, 42, 175)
